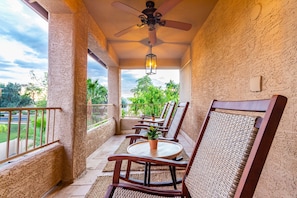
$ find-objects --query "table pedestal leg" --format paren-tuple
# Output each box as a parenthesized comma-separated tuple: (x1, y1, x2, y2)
(144, 162, 152, 186)
(147, 162, 151, 186)
(144, 162, 148, 186)
(169, 166, 177, 189)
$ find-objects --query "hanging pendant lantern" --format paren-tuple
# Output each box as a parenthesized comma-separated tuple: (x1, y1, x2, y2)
(145, 44, 157, 75)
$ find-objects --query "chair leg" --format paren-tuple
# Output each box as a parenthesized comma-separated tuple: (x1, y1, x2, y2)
(169, 166, 177, 189)
(125, 160, 132, 179)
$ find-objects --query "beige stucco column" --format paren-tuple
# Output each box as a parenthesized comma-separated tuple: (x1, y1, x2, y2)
(47, 12, 88, 183)
(108, 66, 121, 134)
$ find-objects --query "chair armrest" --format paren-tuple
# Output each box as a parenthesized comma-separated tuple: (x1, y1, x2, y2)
(132, 125, 150, 130)
(138, 120, 164, 124)
(157, 127, 168, 131)
(133, 123, 152, 127)
(126, 134, 146, 138)
(158, 137, 177, 142)
(132, 125, 167, 131)
(155, 126, 168, 129)
(157, 128, 169, 136)
(126, 134, 148, 143)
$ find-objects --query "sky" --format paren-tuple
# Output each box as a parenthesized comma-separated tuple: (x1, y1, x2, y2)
(0, 0, 179, 98)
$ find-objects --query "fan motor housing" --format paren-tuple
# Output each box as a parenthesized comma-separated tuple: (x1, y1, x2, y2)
(142, 1, 158, 25)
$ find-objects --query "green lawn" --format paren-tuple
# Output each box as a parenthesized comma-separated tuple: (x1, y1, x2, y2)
(0, 124, 27, 142)
(0, 124, 45, 144)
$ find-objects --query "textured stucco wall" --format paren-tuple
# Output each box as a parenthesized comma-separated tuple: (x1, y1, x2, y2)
(86, 119, 116, 157)
(0, 143, 63, 197)
(120, 118, 140, 131)
(184, 0, 297, 197)
(46, 0, 88, 182)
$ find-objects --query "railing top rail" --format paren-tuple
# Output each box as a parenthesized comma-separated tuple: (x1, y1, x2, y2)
(87, 104, 114, 106)
(123, 103, 166, 105)
(0, 107, 62, 111)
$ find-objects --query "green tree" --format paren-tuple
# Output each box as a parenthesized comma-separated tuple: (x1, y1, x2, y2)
(128, 76, 167, 116)
(35, 100, 47, 108)
(143, 85, 166, 115)
(24, 70, 48, 106)
(0, 124, 8, 133)
(87, 79, 108, 104)
(121, 97, 128, 108)
(130, 75, 153, 94)
(164, 80, 179, 102)
(0, 83, 4, 106)
(0, 83, 33, 107)
(25, 82, 42, 103)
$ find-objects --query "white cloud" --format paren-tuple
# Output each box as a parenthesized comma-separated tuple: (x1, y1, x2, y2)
(123, 69, 179, 85)
(0, 66, 45, 85)
(0, 36, 40, 63)
(0, 0, 48, 85)
(0, 0, 47, 32)
(150, 70, 179, 86)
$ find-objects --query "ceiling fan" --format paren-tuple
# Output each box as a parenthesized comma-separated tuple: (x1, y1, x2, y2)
(112, 0, 192, 45)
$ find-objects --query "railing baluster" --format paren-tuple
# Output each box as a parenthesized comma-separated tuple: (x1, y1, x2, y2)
(33, 110, 37, 149)
(6, 111, 12, 158)
(40, 110, 45, 146)
(17, 110, 22, 155)
(25, 110, 30, 152)
(46, 109, 50, 144)
(52, 110, 55, 141)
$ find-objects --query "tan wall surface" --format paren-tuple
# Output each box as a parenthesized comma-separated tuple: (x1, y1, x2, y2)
(185, 0, 297, 197)
(86, 119, 116, 157)
(120, 118, 141, 131)
(0, 143, 64, 197)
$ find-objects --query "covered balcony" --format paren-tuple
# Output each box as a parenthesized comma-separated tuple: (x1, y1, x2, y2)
(0, 0, 296, 197)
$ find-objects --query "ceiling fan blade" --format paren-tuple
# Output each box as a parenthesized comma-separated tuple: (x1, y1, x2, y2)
(155, 0, 182, 16)
(114, 24, 144, 37)
(112, 1, 143, 17)
(161, 20, 192, 31)
(148, 29, 157, 45)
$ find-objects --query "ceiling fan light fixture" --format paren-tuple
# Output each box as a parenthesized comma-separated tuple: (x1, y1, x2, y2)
(113, 0, 192, 43)
(145, 45, 157, 75)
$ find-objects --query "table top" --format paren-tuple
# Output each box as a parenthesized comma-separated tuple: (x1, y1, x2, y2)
(127, 140, 183, 159)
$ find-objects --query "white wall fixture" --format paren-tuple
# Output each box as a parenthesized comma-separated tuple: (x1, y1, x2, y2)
(250, 76, 262, 92)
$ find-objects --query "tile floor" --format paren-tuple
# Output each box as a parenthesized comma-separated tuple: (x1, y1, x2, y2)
(46, 133, 194, 198)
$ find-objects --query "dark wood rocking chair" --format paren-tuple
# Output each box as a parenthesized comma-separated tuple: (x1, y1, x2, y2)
(140, 102, 169, 121)
(128, 102, 190, 144)
(133, 101, 176, 135)
(105, 95, 287, 198)
(125, 102, 189, 188)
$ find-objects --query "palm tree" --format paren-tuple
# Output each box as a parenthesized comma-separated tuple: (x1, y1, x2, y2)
(86, 79, 108, 104)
